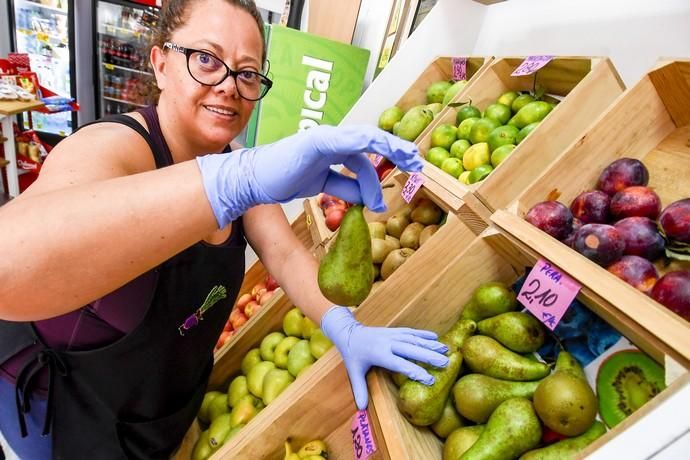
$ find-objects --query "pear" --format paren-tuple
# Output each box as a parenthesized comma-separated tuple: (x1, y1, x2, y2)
(391, 371, 408, 387)
(288, 339, 316, 377)
(440, 318, 477, 352)
(274, 336, 301, 369)
(453, 374, 542, 423)
(398, 351, 462, 426)
(208, 413, 232, 448)
(443, 80, 467, 105)
(508, 101, 553, 129)
(227, 375, 250, 408)
(224, 424, 245, 443)
(460, 282, 518, 321)
(283, 308, 305, 337)
(241, 348, 262, 376)
(477, 312, 545, 353)
(208, 393, 230, 422)
(460, 398, 541, 460)
(262, 368, 295, 405)
(318, 206, 374, 306)
(301, 316, 318, 339)
(431, 396, 466, 439)
(520, 421, 606, 460)
(396, 106, 434, 142)
(443, 426, 484, 460)
(378, 106, 404, 132)
(309, 329, 333, 359)
(552, 349, 587, 380)
(462, 335, 551, 381)
(247, 361, 276, 398)
(198, 390, 224, 424)
(229, 394, 259, 428)
(260, 331, 286, 362)
(192, 430, 217, 460)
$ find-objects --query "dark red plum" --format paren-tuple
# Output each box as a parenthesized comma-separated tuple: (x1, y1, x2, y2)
(659, 199, 690, 244)
(607, 255, 659, 294)
(563, 218, 583, 248)
(597, 158, 649, 196)
(570, 190, 611, 224)
(572, 224, 625, 266)
(610, 186, 662, 220)
(651, 271, 690, 321)
(525, 201, 574, 241)
(614, 217, 665, 260)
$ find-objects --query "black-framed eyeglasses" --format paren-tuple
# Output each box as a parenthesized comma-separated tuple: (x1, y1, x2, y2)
(163, 42, 273, 101)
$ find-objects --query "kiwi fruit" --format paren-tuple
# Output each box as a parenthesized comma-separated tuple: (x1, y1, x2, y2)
(385, 234, 401, 250)
(371, 238, 396, 264)
(400, 222, 425, 249)
(381, 248, 415, 280)
(369, 221, 386, 240)
(419, 224, 440, 246)
(596, 350, 665, 428)
(411, 198, 443, 225)
(386, 213, 410, 239)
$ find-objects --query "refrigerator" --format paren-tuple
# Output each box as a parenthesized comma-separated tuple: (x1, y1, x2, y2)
(93, 0, 159, 117)
(8, 0, 78, 137)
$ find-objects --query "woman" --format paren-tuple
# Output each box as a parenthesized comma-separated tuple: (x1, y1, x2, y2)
(0, 0, 448, 458)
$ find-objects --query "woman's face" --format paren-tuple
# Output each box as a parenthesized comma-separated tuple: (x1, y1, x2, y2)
(155, 0, 264, 152)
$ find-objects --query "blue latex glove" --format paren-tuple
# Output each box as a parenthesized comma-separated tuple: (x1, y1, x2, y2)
(321, 306, 449, 410)
(196, 124, 423, 228)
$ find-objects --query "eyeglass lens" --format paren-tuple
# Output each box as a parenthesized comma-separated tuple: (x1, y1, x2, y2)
(188, 51, 268, 100)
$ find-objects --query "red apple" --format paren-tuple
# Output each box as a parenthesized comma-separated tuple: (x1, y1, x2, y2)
(258, 290, 275, 306)
(223, 321, 233, 333)
(236, 293, 253, 313)
(216, 331, 232, 349)
(244, 300, 261, 318)
(224, 331, 235, 344)
(264, 275, 279, 291)
(251, 282, 267, 298)
(229, 308, 248, 329)
(324, 202, 347, 216)
(325, 208, 347, 231)
(254, 288, 268, 301)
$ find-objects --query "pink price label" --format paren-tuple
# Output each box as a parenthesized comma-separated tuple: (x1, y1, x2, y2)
(401, 173, 424, 203)
(372, 154, 383, 167)
(452, 57, 467, 81)
(511, 55, 554, 77)
(517, 258, 581, 331)
(351, 410, 377, 460)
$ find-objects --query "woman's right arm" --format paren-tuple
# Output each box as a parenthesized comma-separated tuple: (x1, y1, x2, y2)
(0, 123, 219, 321)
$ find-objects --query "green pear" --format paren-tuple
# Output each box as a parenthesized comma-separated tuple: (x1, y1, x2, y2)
(247, 361, 276, 398)
(274, 336, 301, 369)
(440, 318, 477, 352)
(520, 421, 607, 460)
(227, 375, 250, 408)
(191, 430, 217, 460)
(397, 106, 434, 141)
(477, 312, 545, 353)
(443, 80, 467, 105)
(508, 101, 553, 129)
(391, 372, 408, 387)
(301, 316, 318, 339)
(398, 351, 462, 426)
(443, 426, 484, 460)
(309, 329, 333, 359)
(318, 206, 375, 306)
(229, 394, 259, 428)
(208, 413, 232, 448)
(462, 335, 551, 381)
(224, 423, 245, 443)
(198, 390, 224, 424)
(427, 80, 453, 104)
(460, 282, 518, 321)
(553, 349, 586, 379)
(283, 308, 305, 337)
(426, 102, 444, 116)
(241, 348, 262, 376)
(453, 374, 542, 423)
(288, 339, 315, 377)
(431, 396, 466, 439)
(460, 398, 541, 460)
(262, 368, 295, 405)
(297, 364, 313, 378)
(260, 331, 286, 362)
(207, 393, 230, 422)
(378, 106, 404, 132)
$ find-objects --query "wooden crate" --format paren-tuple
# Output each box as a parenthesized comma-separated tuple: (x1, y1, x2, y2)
(367, 228, 690, 459)
(417, 56, 625, 213)
(492, 59, 690, 361)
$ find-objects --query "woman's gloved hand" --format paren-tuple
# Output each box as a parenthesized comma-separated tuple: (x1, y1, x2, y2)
(321, 306, 449, 410)
(196, 125, 422, 228)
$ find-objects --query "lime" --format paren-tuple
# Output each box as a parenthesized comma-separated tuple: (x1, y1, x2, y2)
(378, 106, 404, 132)
(516, 121, 540, 144)
(458, 171, 472, 185)
(450, 139, 471, 160)
(430, 124, 458, 150)
(456, 105, 481, 125)
(487, 125, 519, 152)
(511, 94, 536, 114)
(462, 143, 490, 171)
(427, 80, 453, 104)
(469, 118, 501, 145)
(468, 164, 494, 184)
(457, 117, 479, 141)
(426, 147, 451, 168)
(441, 157, 464, 178)
(491, 144, 516, 167)
(483, 103, 512, 125)
(497, 91, 519, 108)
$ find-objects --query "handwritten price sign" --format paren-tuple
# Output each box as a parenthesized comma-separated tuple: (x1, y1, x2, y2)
(452, 57, 467, 81)
(401, 173, 424, 203)
(511, 55, 554, 77)
(351, 410, 377, 460)
(518, 259, 581, 330)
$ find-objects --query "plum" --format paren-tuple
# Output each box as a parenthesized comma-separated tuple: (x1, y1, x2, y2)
(572, 224, 625, 266)
(614, 217, 665, 260)
(659, 199, 690, 244)
(610, 186, 662, 220)
(563, 218, 583, 248)
(607, 255, 659, 294)
(597, 158, 649, 196)
(650, 271, 690, 321)
(525, 201, 573, 241)
(570, 190, 611, 224)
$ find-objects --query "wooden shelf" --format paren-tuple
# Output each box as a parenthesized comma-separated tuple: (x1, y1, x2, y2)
(0, 99, 45, 116)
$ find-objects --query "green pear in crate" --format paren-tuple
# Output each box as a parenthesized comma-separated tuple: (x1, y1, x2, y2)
(520, 421, 607, 460)
(462, 335, 551, 381)
(460, 282, 518, 322)
(453, 374, 542, 423)
(477, 312, 546, 353)
(444, 425, 485, 460)
(432, 396, 466, 439)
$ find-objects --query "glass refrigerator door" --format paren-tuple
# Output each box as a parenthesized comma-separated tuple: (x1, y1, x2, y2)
(12, 0, 75, 135)
(96, 0, 157, 117)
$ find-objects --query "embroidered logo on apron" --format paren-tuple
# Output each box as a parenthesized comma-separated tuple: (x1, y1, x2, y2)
(178, 285, 227, 336)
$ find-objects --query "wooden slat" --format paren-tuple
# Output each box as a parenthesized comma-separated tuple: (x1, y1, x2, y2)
(647, 60, 690, 127)
(0, 99, 44, 116)
(307, 0, 362, 44)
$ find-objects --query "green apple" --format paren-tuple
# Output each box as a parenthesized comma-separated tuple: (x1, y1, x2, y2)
(449, 139, 471, 160)
(262, 368, 295, 405)
(247, 361, 275, 398)
(282, 308, 304, 337)
(426, 146, 451, 168)
(260, 331, 286, 362)
(274, 336, 300, 369)
(440, 157, 464, 178)
(287, 340, 315, 377)
(227, 375, 249, 408)
(241, 348, 262, 376)
(301, 316, 318, 339)
(309, 329, 333, 359)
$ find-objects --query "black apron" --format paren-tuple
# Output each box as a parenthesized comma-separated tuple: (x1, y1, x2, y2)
(0, 111, 246, 459)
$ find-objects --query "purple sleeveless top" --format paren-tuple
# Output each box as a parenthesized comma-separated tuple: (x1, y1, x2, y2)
(0, 106, 233, 392)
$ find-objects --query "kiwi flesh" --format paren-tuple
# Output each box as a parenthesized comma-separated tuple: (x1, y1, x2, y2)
(596, 350, 665, 428)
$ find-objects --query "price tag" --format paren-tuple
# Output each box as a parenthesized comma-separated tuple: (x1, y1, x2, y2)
(518, 258, 581, 330)
(351, 410, 377, 460)
(452, 57, 467, 81)
(372, 154, 383, 167)
(511, 55, 554, 77)
(401, 173, 424, 203)
(104, 63, 114, 71)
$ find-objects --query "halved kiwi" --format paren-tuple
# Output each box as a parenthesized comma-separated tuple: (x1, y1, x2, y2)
(596, 350, 665, 428)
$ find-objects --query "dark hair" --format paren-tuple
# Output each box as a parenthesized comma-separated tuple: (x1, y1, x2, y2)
(145, 0, 266, 103)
